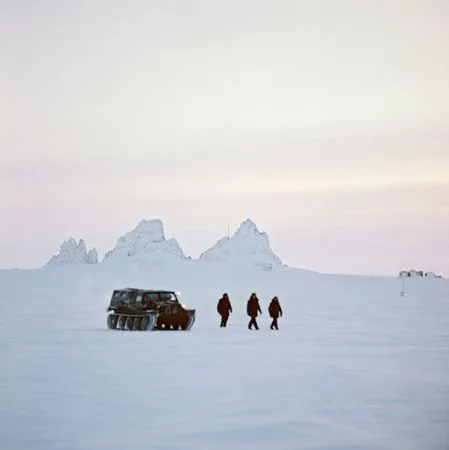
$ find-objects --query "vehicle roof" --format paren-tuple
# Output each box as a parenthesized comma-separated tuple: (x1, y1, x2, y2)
(114, 288, 176, 293)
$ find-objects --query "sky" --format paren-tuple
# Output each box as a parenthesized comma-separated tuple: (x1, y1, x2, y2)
(1, 0, 448, 275)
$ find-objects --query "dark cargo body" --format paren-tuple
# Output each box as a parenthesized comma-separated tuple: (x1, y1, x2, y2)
(106, 288, 196, 331)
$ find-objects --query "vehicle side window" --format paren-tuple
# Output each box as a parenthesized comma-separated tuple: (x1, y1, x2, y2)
(135, 294, 143, 304)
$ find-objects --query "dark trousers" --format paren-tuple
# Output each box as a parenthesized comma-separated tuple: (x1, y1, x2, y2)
(270, 317, 279, 330)
(248, 316, 259, 330)
(220, 314, 229, 327)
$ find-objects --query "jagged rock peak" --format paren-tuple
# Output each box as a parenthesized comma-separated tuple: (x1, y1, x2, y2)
(133, 218, 165, 240)
(234, 218, 262, 237)
(199, 218, 283, 269)
(45, 238, 99, 266)
(86, 248, 99, 264)
(103, 217, 187, 262)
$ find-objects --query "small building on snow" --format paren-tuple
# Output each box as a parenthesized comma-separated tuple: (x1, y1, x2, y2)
(399, 269, 441, 278)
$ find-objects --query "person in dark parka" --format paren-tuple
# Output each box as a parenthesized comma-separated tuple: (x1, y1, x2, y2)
(217, 293, 233, 327)
(268, 296, 283, 330)
(247, 292, 262, 330)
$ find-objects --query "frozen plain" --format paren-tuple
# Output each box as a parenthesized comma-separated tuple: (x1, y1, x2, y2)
(1, 262, 448, 450)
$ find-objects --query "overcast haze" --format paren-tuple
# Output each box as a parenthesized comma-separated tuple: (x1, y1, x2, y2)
(1, 0, 448, 275)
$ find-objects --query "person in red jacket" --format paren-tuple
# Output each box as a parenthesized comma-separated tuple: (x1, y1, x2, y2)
(247, 292, 262, 330)
(268, 296, 283, 330)
(217, 293, 233, 327)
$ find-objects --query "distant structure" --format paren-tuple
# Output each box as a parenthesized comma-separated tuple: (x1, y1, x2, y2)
(399, 269, 442, 278)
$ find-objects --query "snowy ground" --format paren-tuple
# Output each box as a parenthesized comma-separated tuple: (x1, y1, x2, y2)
(1, 264, 448, 450)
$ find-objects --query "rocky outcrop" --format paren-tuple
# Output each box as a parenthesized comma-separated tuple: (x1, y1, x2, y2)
(102, 218, 187, 263)
(198, 218, 283, 269)
(45, 238, 98, 266)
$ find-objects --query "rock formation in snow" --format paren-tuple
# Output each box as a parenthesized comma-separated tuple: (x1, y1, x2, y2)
(198, 218, 283, 269)
(86, 248, 99, 264)
(102, 218, 187, 263)
(45, 238, 99, 266)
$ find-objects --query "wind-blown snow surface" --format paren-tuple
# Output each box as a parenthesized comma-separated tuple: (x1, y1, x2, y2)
(1, 263, 448, 450)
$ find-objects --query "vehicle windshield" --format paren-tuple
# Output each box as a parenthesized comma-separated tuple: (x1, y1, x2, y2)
(160, 292, 177, 302)
(111, 290, 134, 304)
(112, 290, 131, 300)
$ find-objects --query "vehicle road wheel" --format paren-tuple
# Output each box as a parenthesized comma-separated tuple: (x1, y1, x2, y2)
(107, 314, 118, 329)
(118, 315, 126, 330)
(140, 316, 149, 330)
(126, 317, 135, 330)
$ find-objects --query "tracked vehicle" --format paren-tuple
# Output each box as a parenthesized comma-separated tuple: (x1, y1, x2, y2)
(106, 288, 196, 331)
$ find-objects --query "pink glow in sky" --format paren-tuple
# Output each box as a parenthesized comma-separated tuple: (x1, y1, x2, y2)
(1, 1, 448, 275)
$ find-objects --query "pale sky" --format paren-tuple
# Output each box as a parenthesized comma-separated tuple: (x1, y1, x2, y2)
(1, 0, 448, 275)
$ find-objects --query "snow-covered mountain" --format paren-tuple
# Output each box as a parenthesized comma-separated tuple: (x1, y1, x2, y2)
(40, 217, 288, 270)
(198, 218, 284, 270)
(102, 218, 187, 264)
(45, 238, 98, 266)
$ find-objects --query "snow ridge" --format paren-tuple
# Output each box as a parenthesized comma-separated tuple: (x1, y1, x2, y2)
(45, 238, 98, 266)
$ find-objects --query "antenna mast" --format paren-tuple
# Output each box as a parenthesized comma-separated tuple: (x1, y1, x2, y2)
(400, 278, 405, 297)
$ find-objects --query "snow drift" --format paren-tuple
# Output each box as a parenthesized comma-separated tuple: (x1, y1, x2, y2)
(0, 260, 448, 450)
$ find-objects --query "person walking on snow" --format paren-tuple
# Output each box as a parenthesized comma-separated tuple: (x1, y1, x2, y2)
(217, 293, 233, 327)
(247, 292, 262, 330)
(268, 296, 283, 330)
